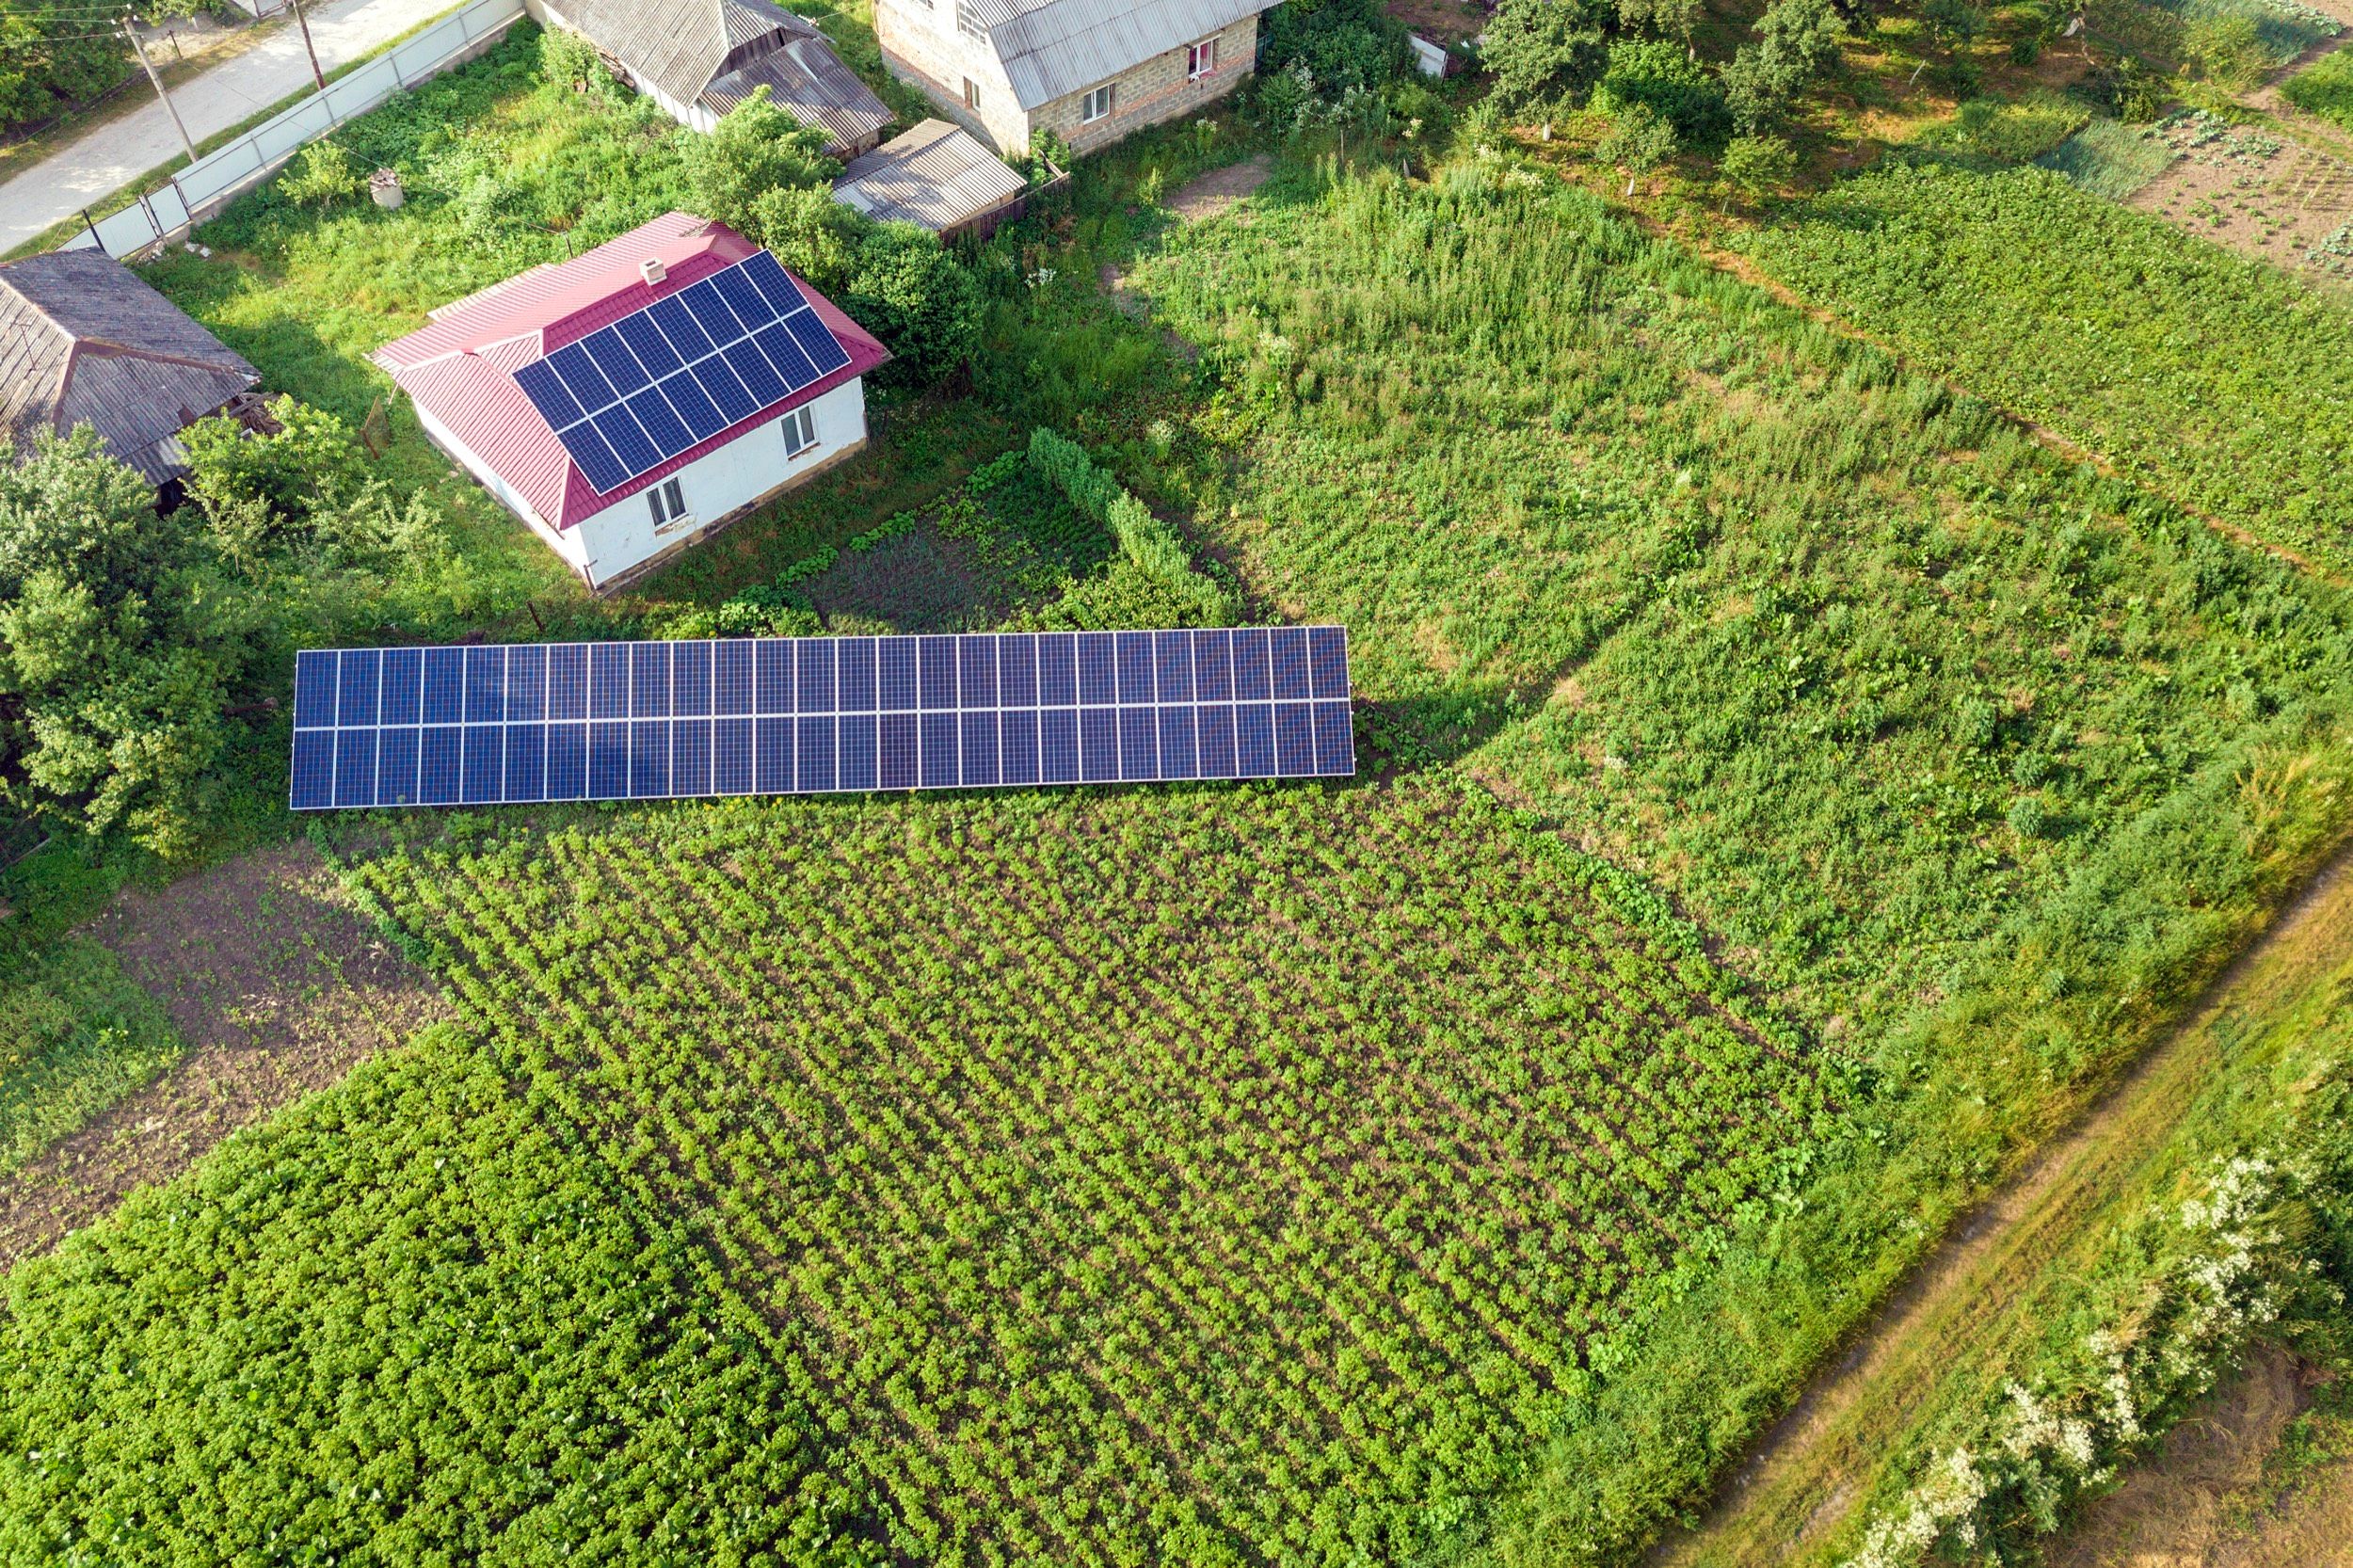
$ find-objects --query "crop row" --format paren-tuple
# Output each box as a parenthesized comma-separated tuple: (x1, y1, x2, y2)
(357, 780, 1830, 1565)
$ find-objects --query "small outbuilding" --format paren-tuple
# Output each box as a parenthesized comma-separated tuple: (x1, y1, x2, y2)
(0, 248, 260, 493)
(834, 119, 1032, 240)
(530, 0, 895, 156)
(374, 211, 890, 593)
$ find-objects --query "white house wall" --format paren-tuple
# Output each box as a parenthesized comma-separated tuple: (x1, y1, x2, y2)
(575, 377, 870, 589)
(412, 400, 592, 577)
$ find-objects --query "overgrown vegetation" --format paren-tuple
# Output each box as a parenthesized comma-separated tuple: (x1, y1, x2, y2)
(1125, 157, 2353, 1560)
(1748, 159, 2353, 575)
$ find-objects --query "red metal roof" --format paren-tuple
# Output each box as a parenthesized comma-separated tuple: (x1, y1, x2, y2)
(372, 213, 890, 532)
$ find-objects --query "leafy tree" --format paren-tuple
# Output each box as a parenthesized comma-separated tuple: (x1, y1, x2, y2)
(0, 2, 132, 136)
(747, 184, 866, 285)
(1717, 132, 1798, 209)
(181, 395, 363, 524)
(842, 224, 981, 386)
(1594, 37, 1729, 139)
(0, 429, 260, 859)
(1259, 0, 1408, 96)
(1614, 0, 1704, 47)
(1596, 100, 1680, 193)
(683, 87, 838, 237)
(537, 24, 601, 91)
(1483, 0, 1613, 114)
(1721, 0, 1849, 131)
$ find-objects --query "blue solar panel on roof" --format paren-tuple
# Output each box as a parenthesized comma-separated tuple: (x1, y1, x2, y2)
(290, 628, 1352, 809)
(519, 252, 855, 495)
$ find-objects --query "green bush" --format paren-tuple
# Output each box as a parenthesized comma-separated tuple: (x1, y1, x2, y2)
(2282, 48, 2353, 132)
(1258, 0, 1410, 97)
(1594, 38, 1729, 140)
(1025, 428, 1235, 625)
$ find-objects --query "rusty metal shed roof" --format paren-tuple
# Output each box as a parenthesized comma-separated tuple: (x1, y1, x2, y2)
(0, 249, 256, 485)
(834, 120, 1028, 232)
(967, 0, 1271, 109)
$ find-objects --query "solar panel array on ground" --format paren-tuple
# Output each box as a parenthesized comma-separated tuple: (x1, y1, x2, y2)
(511, 250, 851, 494)
(290, 628, 1354, 809)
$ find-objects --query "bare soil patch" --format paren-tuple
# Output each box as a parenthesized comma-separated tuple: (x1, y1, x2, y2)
(0, 840, 450, 1268)
(1167, 155, 1273, 223)
(2129, 118, 2353, 289)
(808, 527, 1001, 633)
(1385, 0, 1487, 46)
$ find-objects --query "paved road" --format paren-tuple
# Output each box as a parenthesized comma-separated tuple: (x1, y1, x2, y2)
(0, 0, 456, 252)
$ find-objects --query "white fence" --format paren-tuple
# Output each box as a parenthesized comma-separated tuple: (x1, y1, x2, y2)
(64, 0, 527, 260)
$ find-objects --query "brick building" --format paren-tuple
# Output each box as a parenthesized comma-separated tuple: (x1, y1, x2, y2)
(874, 0, 1275, 157)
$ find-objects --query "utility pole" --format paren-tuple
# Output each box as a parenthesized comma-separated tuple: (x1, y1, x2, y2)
(123, 16, 198, 164)
(291, 0, 326, 91)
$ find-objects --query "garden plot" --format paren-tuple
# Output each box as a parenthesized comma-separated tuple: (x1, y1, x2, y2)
(2128, 109, 2353, 283)
(353, 779, 1831, 1567)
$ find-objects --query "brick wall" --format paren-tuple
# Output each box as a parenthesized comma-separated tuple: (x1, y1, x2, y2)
(875, 0, 1032, 152)
(1030, 14, 1258, 154)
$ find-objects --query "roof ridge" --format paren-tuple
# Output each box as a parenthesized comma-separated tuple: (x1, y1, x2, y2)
(70, 336, 252, 376)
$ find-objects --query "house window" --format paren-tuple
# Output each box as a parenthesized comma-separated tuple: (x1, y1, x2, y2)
(782, 406, 817, 457)
(955, 0, 982, 38)
(963, 76, 981, 109)
(1080, 84, 1112, 122)
(646, 476, 687, 528)
(1187, 37, 1218, 80)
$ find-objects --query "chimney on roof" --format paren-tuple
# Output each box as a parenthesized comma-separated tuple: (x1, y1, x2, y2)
(640, 257, 667, 287)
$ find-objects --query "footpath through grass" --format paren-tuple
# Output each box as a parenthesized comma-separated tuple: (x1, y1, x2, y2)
(1665, 849, 2353, 1566)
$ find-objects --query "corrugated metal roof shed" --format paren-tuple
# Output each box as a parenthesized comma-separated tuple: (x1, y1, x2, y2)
(968, 0, 1268, 109)
(704, 35, 895, 154)
(0, 248, 257, 485)
(551, 0, 892, 155)
(834, 120, 1028, 233)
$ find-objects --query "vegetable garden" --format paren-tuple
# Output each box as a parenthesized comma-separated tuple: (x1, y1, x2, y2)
(337, 779, 1830, 1565)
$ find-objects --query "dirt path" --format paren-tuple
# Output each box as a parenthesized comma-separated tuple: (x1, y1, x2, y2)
(1651, 845, 2353, 1567)
(1167, 154, 1273, 222)
(0, 840, 449, 1268)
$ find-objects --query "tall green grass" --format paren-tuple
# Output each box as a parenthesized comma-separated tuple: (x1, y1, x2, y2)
(1750, 158, 2353, 575)
(2036, 115, 2177, 198)
(2282, 46, 2353, 132)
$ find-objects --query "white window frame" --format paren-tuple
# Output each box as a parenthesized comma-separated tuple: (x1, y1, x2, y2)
(647, 476, 688, 529)
(781, 405, 817, 457)
(963, 75, 982, 109)
(955, 0, 982, 38)
(1080, 84, 1112, 123)
(1186, 37, 1218, 80)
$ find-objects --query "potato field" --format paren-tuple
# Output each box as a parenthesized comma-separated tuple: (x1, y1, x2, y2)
(341, 780, 1829, 1565)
